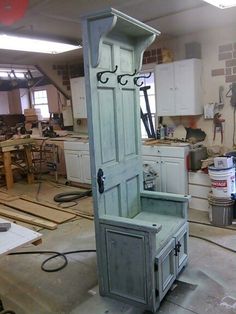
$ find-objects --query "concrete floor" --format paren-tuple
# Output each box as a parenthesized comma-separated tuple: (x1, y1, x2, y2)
(0, 215, 236, 313)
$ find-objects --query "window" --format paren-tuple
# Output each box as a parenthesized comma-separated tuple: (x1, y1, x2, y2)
(33, 90, 50, 119)
(139, 71, 156, 138)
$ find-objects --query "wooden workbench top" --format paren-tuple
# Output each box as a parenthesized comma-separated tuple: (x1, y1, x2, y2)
(0, 138, 35, 148)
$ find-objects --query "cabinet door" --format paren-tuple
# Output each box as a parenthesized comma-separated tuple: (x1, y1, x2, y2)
(155, 238, 176, 302)
(64, 150, 83, 182)
(174, 60, 194, 115)
(142, 156, 161, 191)
(174, 59, 202, 115)
(161, 157, 187, 194)
(70, 77, 87, 118)
(155, 63, 175, 116)
(81, 152, 91, 184)
(174, 223, 188, 275)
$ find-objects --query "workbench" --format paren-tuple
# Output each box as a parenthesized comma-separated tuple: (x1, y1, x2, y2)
(0, 138, 35, 189)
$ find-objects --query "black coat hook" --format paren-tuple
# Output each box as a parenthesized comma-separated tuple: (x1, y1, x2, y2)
(117, 69, 137, 86)
(134, 72, 152, 87)
(97, 65, 118, 84)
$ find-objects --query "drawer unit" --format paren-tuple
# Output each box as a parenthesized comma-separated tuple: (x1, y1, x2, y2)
(64, 141, 89, 151)
(142, 145, 189, 158)
(189, 171, 211, 212)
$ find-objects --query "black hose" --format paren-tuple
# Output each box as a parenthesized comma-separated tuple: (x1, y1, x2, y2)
(53, 190, 92, 203)
(9, 249, 96, 272)
(189, 234, 236, 253)
(188, 220, 236, 231)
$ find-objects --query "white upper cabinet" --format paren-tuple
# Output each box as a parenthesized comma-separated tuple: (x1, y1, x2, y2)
(70, 77, 87, 118)
(155, 59, 203, 116)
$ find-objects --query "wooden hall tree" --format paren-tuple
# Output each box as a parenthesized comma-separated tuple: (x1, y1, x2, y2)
(82, 8, 190, 313)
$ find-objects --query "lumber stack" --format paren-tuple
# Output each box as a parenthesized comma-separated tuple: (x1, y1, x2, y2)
(0, 192, 94, 230)
(0, 192, 76, 230)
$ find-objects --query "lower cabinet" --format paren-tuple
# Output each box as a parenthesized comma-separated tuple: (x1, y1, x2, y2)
(155, 223, 188, 302)
(174, 223, 189, 275)
(143, 155, 187, 194)
(160, 157, 187, 194)
(142, 145, 189, 195)
(155, 238, 176, 301)
(143, 156, 161, 191)
(64, 141, 91, 184)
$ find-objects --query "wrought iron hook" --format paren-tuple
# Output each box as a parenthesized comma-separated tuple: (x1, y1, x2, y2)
(134, 72, 152, 87)
(117, 69, 137, 86)
(97, 65, 118, 84)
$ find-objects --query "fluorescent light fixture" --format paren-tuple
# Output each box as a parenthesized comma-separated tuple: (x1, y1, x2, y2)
(203, 0, 236, 8)
(0, 34, 81, 54)
(0, 72, 9, 78)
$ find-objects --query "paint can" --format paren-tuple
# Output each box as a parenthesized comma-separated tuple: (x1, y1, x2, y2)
(208, 166, 235, 198)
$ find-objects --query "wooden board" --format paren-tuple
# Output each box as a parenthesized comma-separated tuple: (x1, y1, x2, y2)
(0, 218, 41, 256)
(0, 199, 75, 223)
(0, 215, 42, 232)
(143, 139, 172, 146)
(21, 196, 94, 220)
(0, 206, 57, 230)
(0, 138, 35, 148)
(0, 192, 19, 201)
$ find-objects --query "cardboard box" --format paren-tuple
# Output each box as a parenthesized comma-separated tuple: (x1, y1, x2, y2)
(214, 156, 233, 169)
(24, 108, 41, 116)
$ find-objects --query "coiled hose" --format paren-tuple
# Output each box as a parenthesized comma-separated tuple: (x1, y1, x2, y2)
(53, 190, 92, 203)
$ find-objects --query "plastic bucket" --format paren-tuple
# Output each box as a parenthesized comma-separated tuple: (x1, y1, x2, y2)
(208, 166, 235, 198)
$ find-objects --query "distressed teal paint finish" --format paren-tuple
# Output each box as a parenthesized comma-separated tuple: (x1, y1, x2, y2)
(81, 8, 189, 313)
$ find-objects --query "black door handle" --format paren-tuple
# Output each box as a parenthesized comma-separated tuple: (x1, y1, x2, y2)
(174, 242, 182, 256)
(97, 168, 105, 194)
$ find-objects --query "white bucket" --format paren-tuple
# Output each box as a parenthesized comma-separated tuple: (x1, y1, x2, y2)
(208, 166, 235, 198)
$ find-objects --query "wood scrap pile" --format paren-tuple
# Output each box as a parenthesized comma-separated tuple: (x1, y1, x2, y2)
(0, 192, 93, 231)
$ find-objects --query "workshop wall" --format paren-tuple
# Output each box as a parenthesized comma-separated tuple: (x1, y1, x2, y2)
(149, 24, 236, 150)
(0, 92, 10, 114)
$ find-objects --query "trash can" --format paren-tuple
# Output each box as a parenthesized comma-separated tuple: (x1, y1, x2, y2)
(208, 193, 234, 226)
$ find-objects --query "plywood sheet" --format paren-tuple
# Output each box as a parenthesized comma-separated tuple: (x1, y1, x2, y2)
(0, 217, 41, 256)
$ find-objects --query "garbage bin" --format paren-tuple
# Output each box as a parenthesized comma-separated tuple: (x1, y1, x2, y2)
(208, 193, 234, 226)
